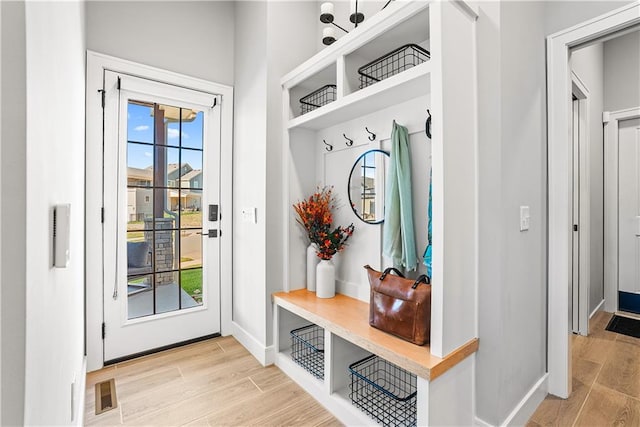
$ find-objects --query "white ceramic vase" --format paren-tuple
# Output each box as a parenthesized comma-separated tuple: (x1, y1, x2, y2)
(316, 259, 335, 298)
(306, 243, 319, 292)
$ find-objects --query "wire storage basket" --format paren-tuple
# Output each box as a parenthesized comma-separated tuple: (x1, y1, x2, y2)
(300, 84, 337, 115)
(358, 44, 430, 89)
(290, 324, 325, 379)
(349, 355, 417, 427)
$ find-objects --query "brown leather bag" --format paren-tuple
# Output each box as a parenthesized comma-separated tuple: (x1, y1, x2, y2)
(364, 265, 432, 345)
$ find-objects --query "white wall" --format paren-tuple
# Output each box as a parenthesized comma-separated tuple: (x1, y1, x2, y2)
(0, 2, 26, 424)
(265, 1, 318, 345)
(477, 2, 548, 424)
(474, 1, 631, 425)
(571, 43, 605, 314)
(233, 1, 317, 356)
(233, 0, 268, 348)
(86, 1, 235, 86)
(545, 1, 631, 35)
(23, 1, 86, 424)
(604, 30, 640, 111)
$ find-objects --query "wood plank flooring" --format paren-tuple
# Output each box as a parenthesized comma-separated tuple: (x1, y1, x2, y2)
(528, 311, 640, 426)
(85, 336, 342, 426)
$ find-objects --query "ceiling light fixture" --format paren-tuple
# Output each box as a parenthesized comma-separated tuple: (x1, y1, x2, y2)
(320, 0, 393, 46)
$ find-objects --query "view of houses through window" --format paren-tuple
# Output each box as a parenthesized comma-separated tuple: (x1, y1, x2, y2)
(125, 100, 205, 319)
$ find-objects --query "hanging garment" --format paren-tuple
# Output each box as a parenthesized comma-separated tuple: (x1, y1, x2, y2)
(423, 168, 432, 277)
(383, 121, 417, 271)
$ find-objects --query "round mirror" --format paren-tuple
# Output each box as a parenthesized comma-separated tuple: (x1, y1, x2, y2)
(348, 149, 389, 224)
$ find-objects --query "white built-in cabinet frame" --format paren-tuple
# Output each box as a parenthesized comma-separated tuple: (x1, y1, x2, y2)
(546, 1, 640, 399)
(279, 1, 479, 425)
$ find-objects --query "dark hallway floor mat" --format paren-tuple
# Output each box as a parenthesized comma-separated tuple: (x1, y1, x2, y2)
(606, 315, 640, 339)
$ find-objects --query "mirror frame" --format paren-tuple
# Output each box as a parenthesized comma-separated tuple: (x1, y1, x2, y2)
(347, 149, 389, 225)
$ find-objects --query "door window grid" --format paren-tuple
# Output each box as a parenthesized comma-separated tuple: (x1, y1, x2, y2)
(126, 101, 204, 318)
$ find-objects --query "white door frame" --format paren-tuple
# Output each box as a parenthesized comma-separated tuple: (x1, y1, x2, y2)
(85, 51, 234, 372)
(570, 72, 591, 337)
(604, 107, 640, 314)
(546, 1, 640, 398)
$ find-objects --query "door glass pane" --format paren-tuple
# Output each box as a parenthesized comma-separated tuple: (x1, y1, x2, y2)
(181, 111, 204, 150)
(156, 104, 181, 147)
(126, 99, 205, 319)
(127, 274, 154, 319)
(180, 232, 202, 270)
(181, 148, 203, 174)
(155, 271, 181, 314)
(181, 190, 202, 228)
(127, 189, 153, 231)
(181, 268, 203, 305)
(156, 146, 180, 188)
(127, 231, 153, 267)
(153, 229, 178, 273)
(127, 102, 154, 144)
(127, 143, 154, 183)
(154, 189, 180, 228)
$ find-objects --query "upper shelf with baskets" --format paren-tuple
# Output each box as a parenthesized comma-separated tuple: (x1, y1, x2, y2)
(283, 1, 431, 130)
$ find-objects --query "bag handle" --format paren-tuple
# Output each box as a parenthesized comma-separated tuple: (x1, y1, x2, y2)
(411, 274, 431, 289)
(380, 267, 405, 280)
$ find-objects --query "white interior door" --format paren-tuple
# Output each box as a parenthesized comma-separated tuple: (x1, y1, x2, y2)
(102, 70, 221, 362)
(618, 117, 640, 307)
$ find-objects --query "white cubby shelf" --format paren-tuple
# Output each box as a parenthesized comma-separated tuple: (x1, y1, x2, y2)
(279, 0, 479, 424)
(287, 61, 431, 131)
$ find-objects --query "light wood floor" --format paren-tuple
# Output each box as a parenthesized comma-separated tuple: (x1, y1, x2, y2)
(85, 336, 342, 426)
(528, 311, 640, 426)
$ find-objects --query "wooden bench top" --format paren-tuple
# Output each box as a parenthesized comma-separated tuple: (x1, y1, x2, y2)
(273, 289, 478, 381)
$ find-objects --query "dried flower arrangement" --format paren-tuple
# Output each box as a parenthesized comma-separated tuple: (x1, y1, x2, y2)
(293, 186, 355, 260)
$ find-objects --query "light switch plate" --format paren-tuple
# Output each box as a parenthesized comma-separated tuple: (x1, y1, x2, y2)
(241, 207, 257, 224)
(520, 206, 530, 232)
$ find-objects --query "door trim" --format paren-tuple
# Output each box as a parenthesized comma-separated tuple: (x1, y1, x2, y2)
(86, 51, 234, 372)
(604, 107, 640, 315)
(571, 71, 590, 337)
(546, 1, 640, 398)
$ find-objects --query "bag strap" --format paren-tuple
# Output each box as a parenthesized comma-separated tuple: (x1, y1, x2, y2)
(411, 274, 431, 289)
(380, 267, 405, 280)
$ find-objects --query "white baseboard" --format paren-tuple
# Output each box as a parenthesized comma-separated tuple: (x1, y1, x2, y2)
(590, 299, 605, 319)
(76, 356, 87, 426)
(475, 416, 494, 427)
(501, 374, 548, 426)
(232, 321, 274, 366)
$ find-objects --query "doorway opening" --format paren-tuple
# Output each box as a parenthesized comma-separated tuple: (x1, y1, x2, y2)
(547, 3, 640, 398)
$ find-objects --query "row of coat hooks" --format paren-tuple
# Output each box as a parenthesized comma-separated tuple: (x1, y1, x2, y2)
(322, 127, 377, 151)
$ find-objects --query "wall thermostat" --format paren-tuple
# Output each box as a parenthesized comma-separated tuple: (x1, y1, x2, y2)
(53, 204, 71, 268)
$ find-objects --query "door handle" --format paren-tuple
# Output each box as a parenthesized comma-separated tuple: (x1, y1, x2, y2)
(198, 229, 219, 238)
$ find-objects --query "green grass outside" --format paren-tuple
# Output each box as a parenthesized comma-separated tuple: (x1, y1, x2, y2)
(181, 267, 203, 303)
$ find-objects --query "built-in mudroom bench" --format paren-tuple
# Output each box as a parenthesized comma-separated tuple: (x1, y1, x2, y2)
(273, 290, 479, 426)
(278, 0, 480, 425)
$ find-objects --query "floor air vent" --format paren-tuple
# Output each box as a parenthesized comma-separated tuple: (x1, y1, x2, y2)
(95, 378, 118, 415)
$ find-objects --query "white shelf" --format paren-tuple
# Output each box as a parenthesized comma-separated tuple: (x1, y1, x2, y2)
(287, 61, 431, 131)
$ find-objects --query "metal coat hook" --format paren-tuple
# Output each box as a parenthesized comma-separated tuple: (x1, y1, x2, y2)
(425, 110, 432, 139)
(343, 134, 354, 146)
(365, 127, 376, 141)
(323, 139, 333, 151)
